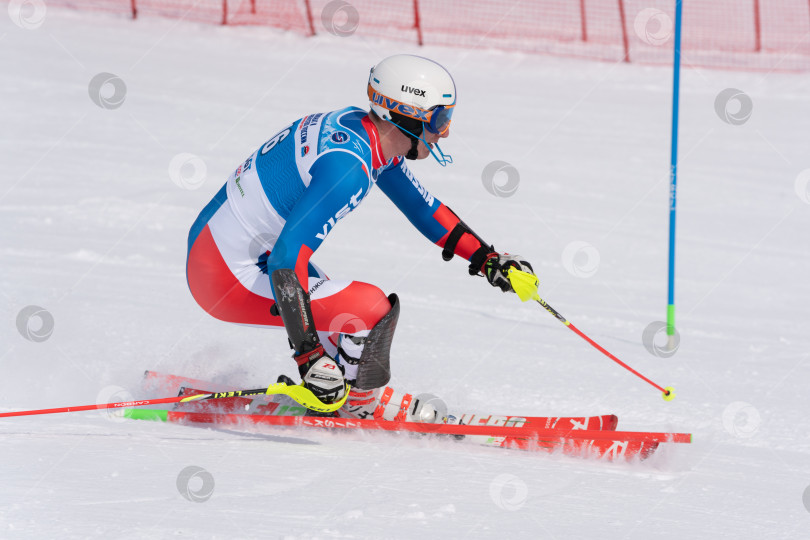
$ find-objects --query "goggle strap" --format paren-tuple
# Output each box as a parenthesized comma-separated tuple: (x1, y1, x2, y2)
(368, 84, 453, 131)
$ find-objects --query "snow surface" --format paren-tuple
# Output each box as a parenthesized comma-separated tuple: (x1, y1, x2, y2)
(2, 7, 810, 539)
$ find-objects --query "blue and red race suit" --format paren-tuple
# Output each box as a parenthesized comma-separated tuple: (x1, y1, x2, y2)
(186, 106, 485, 353)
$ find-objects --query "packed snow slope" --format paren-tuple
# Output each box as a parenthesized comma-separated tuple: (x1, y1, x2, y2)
(2, 7, 809, 539)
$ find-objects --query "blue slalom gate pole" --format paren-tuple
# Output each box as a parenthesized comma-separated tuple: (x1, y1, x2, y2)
(667, 0, 683, 348)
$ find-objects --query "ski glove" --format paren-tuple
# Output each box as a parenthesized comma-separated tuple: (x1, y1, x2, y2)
(481, 253, 535, 293)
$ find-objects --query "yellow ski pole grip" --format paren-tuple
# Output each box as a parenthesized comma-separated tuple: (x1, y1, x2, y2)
(507, 267, 540, 302)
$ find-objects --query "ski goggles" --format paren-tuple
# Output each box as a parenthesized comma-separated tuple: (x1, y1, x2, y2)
(368, 85, 454, 135)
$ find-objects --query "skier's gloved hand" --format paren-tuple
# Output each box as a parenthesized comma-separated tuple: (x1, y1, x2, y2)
(295, 345, 347, 404)
(481, 253, 535, 293)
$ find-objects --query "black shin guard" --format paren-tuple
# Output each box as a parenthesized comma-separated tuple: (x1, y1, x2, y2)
(270, 269, 322, 365)
(354, 294, 400, 390)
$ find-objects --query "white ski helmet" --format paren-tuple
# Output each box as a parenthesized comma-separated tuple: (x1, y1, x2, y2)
(367, 54, 456, 137)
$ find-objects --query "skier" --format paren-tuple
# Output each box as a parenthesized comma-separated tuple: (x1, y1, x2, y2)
(186, 54, 535, 419)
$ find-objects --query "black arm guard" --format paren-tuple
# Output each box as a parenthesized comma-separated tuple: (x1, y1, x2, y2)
(441, 222, 468, 262)
(441, 220, 495, 276)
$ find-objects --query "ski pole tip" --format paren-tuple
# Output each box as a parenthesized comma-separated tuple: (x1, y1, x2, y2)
(662, 386, 676, 401)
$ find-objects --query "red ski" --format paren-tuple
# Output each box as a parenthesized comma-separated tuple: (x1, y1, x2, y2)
(144, 370, 619, 433)
(171, 384, 620, 434)
(138, 371, 690, 460)
(125, 408, 689, 461)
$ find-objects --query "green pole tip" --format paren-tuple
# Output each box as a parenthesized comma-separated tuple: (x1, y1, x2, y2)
(666, 304, 676, 336)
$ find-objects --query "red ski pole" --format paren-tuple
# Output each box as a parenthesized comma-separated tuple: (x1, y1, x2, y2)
(0, 394, 207, 418)
(508, 269, 676, 401)
(0, 383, 349, 418)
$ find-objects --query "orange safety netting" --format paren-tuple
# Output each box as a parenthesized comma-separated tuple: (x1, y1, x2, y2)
(37, 0, 810, 71)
